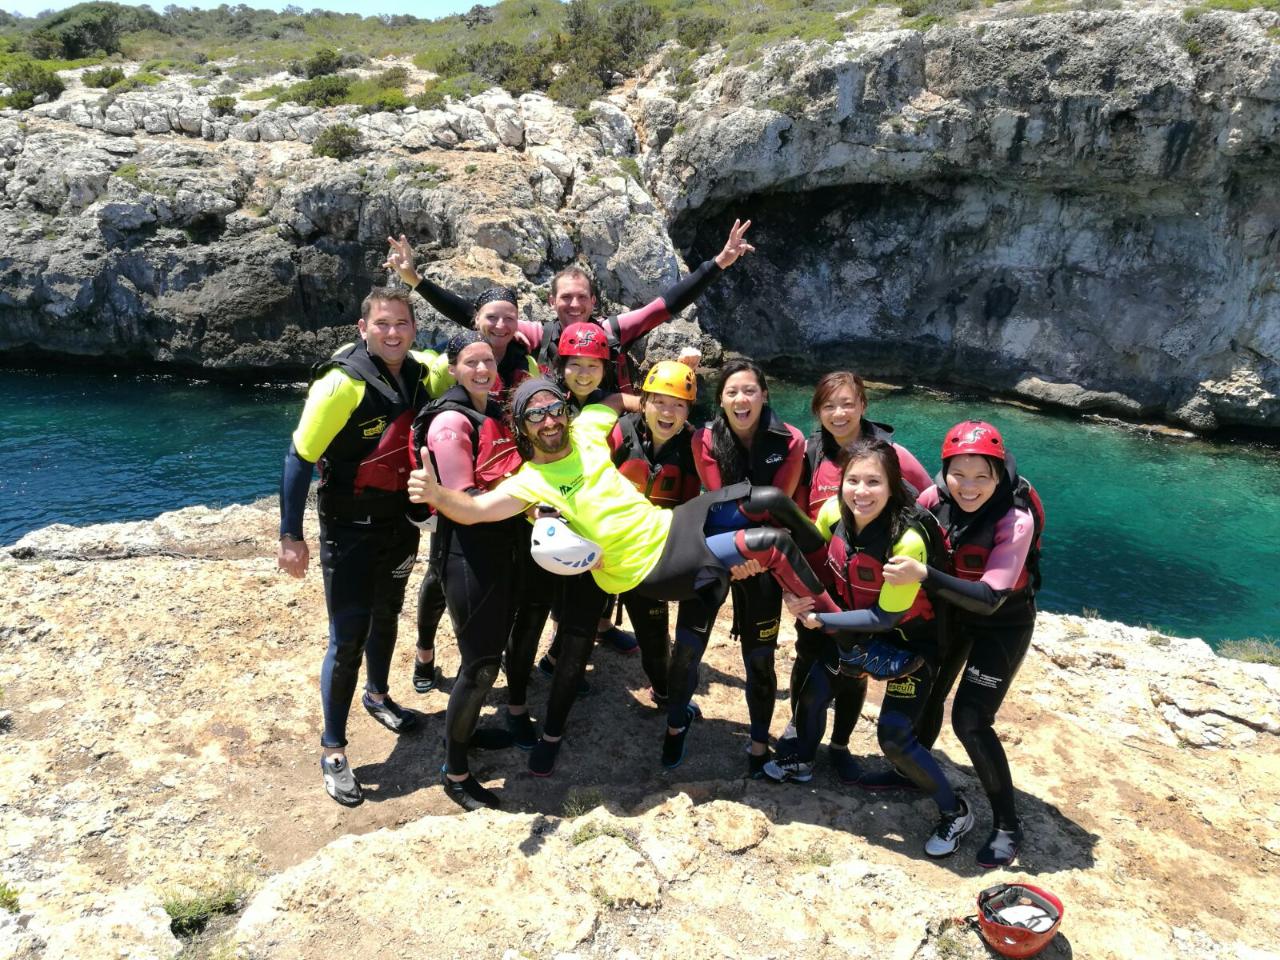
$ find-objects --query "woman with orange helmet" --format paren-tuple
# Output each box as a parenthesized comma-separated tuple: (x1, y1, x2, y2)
(884, 420, 1045, 867)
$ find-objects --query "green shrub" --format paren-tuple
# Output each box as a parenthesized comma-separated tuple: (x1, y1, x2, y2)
(208, 94, 236, 116)
(617, 156, 642, 182)
(107, 70, 161, 93)
(303, 46, 342, 79)
(372, 65, 410, 89)
(82, 64, 124, 87)
(0, 881, 17, 914)
(412, 86, 445, 110)
(277, 73, 351, 106)
(312, 122, 362, 160)
(1, 60, 65, 109)
(675, 13, 726, 50)
(364, 88, 408, 112)
(547, 60, 604, 109)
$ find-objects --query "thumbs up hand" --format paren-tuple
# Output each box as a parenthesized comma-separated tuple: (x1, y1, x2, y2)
(408, 448, 441, 505)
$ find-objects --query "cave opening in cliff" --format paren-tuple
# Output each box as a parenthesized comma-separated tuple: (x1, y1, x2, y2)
(674, 177, 1252, 405)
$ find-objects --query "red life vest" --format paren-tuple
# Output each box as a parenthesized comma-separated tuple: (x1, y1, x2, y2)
(609, 412, 698, 507)
(823, 510, 941, 623)
(309, 342, 429, 516)
(801, 422, 924, 520)
(933, 472, 1045, 594)
(411, 386, 524, 492)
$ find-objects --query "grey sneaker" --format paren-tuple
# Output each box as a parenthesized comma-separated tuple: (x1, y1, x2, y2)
(762, 752, 814, 784)
(321, 754, 363, 807)
(925, 796, 973, 858)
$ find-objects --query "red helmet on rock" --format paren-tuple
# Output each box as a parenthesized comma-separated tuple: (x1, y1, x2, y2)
(942, 420, 1006, 462)
(558, 322, 611, 360)
(976, 883, 1063, 959)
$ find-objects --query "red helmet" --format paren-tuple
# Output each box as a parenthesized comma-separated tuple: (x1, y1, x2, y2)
(976, 883, 1063, 958)
(942, 420, 1006, 462)
(558, 322, 610, 360)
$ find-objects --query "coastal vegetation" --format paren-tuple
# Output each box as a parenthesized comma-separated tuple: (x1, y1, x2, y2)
(4, 0, 1276, 114)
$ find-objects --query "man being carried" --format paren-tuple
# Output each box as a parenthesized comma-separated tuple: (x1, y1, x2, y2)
(408, 378, 841, 775)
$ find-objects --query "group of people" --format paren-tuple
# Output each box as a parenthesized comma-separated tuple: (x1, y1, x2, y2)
(276, 221, 1043, 869)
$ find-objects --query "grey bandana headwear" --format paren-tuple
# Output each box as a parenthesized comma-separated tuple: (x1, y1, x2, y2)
(473, 286, 518, 312)
(445, 329, 485, 363)
(511, 377, 568, 422)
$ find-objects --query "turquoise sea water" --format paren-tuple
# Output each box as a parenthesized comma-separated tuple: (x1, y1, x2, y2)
(2, 367, 1278, 646)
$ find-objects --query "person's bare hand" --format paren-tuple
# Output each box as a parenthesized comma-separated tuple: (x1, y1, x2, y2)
(384, 234, 421, 287)
(713, 219, 755, 269)
(883, 556, 927, 585)
(408, 448, 441, 504)
(277, 537, 309, 578)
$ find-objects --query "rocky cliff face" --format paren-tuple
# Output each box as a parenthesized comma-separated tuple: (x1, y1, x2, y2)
(1, 9, 1278, 431)
(1, 503, 1278, 959)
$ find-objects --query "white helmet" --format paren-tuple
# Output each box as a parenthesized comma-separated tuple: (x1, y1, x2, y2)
(530, 515, 601, 576)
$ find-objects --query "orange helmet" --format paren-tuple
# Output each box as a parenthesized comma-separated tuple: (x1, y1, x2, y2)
(942, 420, 1006, 462)
(642, 360, 697, 402)
(557, 322, 610, 360)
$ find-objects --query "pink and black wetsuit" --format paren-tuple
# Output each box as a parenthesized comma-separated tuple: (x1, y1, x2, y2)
(916, 463, 1041, 835)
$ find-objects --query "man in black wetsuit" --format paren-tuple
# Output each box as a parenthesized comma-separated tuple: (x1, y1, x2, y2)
(277, 287, 434, 807)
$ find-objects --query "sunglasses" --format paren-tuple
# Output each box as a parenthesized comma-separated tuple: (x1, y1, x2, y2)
(522, 400, 567, 424)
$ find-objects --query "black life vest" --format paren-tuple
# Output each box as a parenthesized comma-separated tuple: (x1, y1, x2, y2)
(537, 317, 639, 395)
(739, 407, 797, 487)
(610, 412, 698, 507)
(310, 342, 428, 517)
(824, 507, 945, 623)
(495, 339, 536, 402)
(410, 385, 523, 492)
(802, 419, 905, 519)
(932, 469, 1045, 594)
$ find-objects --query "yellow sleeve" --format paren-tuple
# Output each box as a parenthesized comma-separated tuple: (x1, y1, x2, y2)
(815, 497, 841, 542)
(411, 349, 442, 397)
(426, 352, 455, 398)
(878, 527, 928, 614)
(291, 368, 363, 462)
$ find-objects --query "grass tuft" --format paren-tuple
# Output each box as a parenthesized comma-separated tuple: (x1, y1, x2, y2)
(561, 788, 604, 818)
(0, 881, 18, 913)
(163, 882, 245, 938)
(1219, 637, 1280, 666)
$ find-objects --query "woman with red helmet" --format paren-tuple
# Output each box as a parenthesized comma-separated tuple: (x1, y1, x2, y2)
(884, 420, 1043, 867)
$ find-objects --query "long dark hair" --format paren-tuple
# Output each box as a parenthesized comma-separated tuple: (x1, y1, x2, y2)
(836, 438, 913, 544)
(709, 359, 768, 484)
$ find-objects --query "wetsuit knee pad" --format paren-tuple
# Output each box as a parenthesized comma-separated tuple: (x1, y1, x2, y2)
(877, 710, 915, 761)
(951, 699, 995, 742)
(461, 657, 501, 688)
(739, 486, 825, 554)
(735, 527, 824, 597)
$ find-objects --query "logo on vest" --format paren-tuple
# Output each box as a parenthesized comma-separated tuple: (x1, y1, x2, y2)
(558, 476, 584, 498)
(764, 453, 783, 465)
(359, 415, 388, 438)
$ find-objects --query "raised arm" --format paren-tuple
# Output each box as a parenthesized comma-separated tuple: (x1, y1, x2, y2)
(385, 234, 473, 326)
(607, 219, 755, 346)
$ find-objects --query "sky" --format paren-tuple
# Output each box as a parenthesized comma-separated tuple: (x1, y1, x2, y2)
(5, 0, 478, 18)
